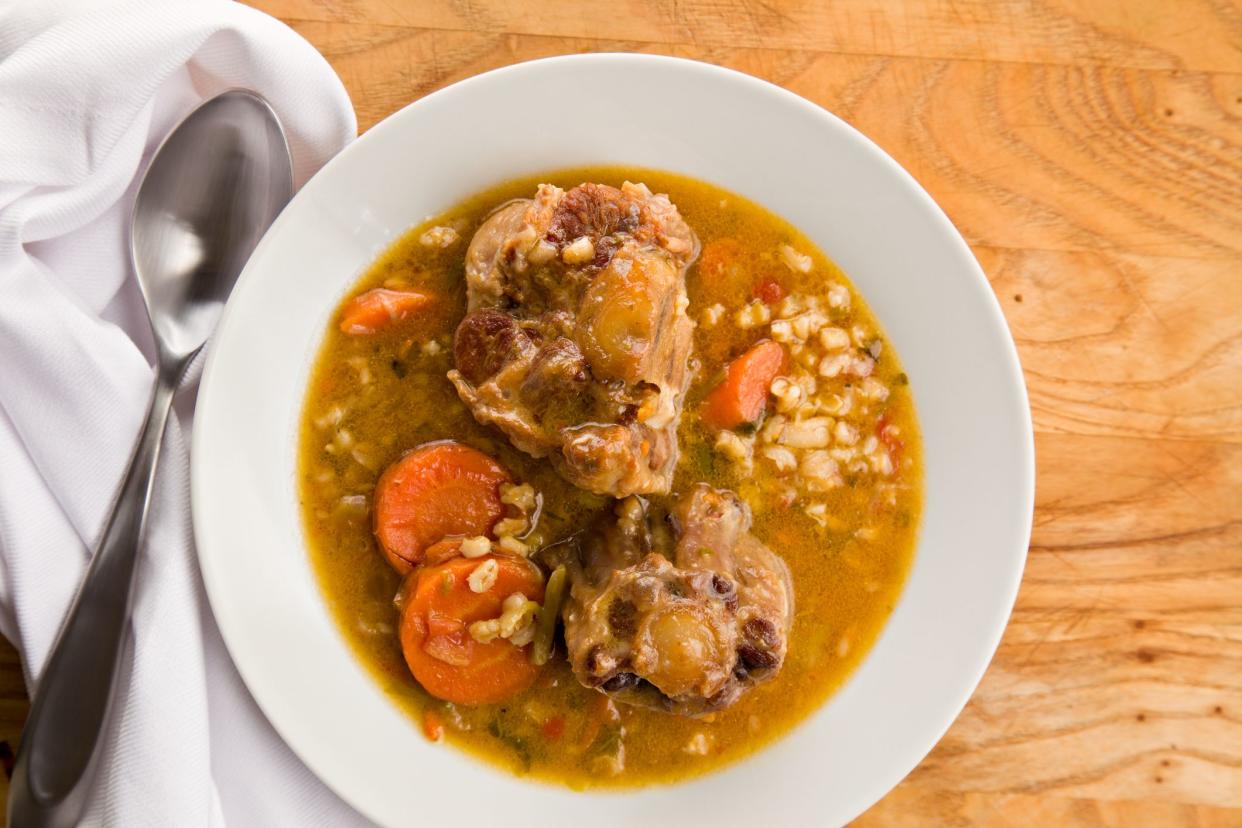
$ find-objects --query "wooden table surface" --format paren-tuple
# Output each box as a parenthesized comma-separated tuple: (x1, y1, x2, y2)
(3, 1, 1240, 824)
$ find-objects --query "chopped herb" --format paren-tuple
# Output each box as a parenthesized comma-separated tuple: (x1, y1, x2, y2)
(690, 440, 716, 475)
(390, 359, 407, 378)
(895, 372, 908, 386)
(531, 565, 567, 666)
(591, 723, 624, 757)
(487, 718, 532, 770)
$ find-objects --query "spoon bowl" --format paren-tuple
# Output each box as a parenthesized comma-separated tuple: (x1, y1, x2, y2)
(9, 89, 293, 828)
(132, 91, 292, 364)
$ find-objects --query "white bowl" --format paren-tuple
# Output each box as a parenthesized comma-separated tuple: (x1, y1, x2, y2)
(192, 54, 1034, 827)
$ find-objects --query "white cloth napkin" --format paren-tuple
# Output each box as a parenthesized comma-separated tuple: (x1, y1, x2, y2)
(0, 1, 371, 823)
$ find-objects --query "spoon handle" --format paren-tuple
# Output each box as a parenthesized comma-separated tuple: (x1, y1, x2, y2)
(8, 371, 179, 828)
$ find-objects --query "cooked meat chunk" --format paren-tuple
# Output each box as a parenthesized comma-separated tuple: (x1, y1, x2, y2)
(557, 484, 794, 716)
(448, 182, 698, 497)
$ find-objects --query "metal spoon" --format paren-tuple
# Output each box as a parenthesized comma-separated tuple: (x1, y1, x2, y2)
(8, 90, 293, 828)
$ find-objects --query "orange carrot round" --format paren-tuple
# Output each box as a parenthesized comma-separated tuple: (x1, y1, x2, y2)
(373, 441, 510, 574)
(339, 288, 432, 335)
(399, 555, 545, 705)
(422, 538, 467, 566)
(702, 340, 787, 430)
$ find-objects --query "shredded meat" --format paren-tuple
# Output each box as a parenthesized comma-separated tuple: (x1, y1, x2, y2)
(448, 182, 698, 497)
(556, 484, 794, 716)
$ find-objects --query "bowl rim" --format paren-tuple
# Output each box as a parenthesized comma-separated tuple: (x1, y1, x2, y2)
(192, 52, 1034, 827)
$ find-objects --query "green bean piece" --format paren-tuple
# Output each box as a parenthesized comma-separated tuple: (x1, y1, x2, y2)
(531, 565, 567, 666)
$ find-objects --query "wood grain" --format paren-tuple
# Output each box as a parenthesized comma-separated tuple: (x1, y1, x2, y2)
(259, 0, 1242, 72)
(4, 1, 1239, 824)
(250, 20, 1242, 261)
(854, 788, 1242, 827)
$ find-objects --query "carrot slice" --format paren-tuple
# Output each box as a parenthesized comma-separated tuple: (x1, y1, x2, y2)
(339, 288, 432, 335)
(423, 538, 467, 566)
(702, 340, 787, 430)
(373, 441, 510, 574)
(399, 555, 545, 705)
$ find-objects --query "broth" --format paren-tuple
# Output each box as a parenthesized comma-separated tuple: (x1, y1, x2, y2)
(297, 167, 922, 788)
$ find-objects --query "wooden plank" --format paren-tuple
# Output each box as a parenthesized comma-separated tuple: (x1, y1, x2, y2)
(268, 22, 1242, 261)
(915, 432, 1242, 807)
(853, 788, 1242, 827)
(982, 248, 1242, 443)
(252, 0, 1242, 73)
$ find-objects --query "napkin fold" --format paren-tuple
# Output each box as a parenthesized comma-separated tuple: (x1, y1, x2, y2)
(0, 0, 370, 823)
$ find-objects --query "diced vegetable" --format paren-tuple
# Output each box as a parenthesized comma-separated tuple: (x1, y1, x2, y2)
(702, 340, 787, 431)
(753, 277, 784, 305)
(422, 708, 445, 742)
(373, 441, 511, 574)
(577, 692, 621, 751)
(399, 555, 545, 705)
(530, 564, 567, 666)
(698, 238, 744, 285)
(541, 716, 566, 741)
(339, 288, 432, 335)
(875, 414, 904, 474)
